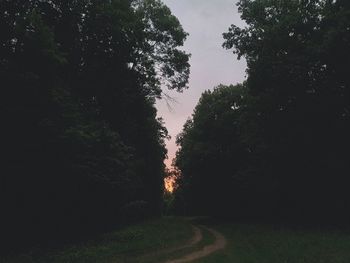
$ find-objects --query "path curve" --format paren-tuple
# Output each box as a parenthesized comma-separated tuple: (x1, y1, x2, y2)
(135, 225, 202, 262)
(164, 226, 227, 263)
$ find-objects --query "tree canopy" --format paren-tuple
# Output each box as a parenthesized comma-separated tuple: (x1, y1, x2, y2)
(0, 0, 189, 252)
(175, 0, 350, 223)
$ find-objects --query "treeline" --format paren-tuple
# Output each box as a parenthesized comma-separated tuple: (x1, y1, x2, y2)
(0, 0, 189, 251)
(174, 0, 350, 223)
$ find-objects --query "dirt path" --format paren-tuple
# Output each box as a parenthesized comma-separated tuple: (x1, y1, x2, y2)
(162, 225, 203, 253)
(134, 225, 202, 262)
(164, 226, 227, 263)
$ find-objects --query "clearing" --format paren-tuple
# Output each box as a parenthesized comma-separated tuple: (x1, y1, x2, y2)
(3, 218, 350, 263)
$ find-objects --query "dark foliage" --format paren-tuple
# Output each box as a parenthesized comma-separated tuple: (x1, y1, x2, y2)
(175, 0, 350, 224)
(0, 0, 189, 252)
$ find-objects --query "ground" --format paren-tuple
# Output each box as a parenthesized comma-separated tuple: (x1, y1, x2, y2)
(2, 217, 350, 263)
(196, 221, 350, 263)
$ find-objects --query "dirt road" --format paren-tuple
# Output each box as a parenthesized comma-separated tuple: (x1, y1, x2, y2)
(164, 226, 227, 263)
(134, 225, 202, 262)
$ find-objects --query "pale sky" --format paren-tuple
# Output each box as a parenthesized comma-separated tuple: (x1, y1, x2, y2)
(156, 0, 247, 168)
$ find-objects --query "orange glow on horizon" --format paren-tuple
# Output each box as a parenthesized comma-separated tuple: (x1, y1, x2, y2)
(164, 176, 175, 193)
(164, 164, 181, 193)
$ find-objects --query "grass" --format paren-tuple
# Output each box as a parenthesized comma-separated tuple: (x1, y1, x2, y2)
(141, 225, 215, 263)
(1, 217, 193, 263)
(195, 222, 350, 263)
(4, 217, 350, 263)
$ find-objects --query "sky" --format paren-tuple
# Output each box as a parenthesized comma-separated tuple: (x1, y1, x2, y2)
(156, 0, 247, 168)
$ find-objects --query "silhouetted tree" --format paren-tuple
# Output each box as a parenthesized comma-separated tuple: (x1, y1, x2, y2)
(175, 0, 350, 223)
(0, 0, 189, 252)
(223, 0, 350, 221)
(175, 85, 249, 216)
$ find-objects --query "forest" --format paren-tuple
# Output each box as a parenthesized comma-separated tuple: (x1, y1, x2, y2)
(1, 0, 350, 262)
(1, 0, 189, 253)
(174, 0, 350, 224)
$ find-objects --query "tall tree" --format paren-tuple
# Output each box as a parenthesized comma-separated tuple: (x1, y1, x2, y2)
(174, 0, 350, 222)
(175, 85, 248, 215)
(223, 0, 350, 221)
(0, 0, 189, 251)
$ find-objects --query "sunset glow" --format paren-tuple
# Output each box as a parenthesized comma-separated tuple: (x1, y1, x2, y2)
(164, 176, 176, 193)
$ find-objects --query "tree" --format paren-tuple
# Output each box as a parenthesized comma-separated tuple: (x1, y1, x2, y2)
(175, 84, 249, 216)
(174, 0, 350, 222)
(0, 0, 189, 251)
(222, 0, 350, 221)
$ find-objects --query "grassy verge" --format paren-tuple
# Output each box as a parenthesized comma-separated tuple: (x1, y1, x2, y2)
(1, 217, 193, 263)
(141, 225, 215, 263)
(196, 222, 350, 263)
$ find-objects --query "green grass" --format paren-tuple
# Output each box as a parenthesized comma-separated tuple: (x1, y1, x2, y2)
(5, 218, 350, 263)
(141, 225, 215, 263)
(1, 217, 193, 263)
(196, 222, 350, 263)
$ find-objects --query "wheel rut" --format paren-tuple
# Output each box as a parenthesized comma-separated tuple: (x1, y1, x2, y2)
(163, 226, 227, 263)
(133, 225, 202, 262)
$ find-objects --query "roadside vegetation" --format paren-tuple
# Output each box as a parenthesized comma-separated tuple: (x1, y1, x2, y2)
(196, 222, 350, 263)
(4, 217, 350, 263)
(174, 0, 350, 223)
(1, 218, 193, 263)
(1, 0, 189, 254)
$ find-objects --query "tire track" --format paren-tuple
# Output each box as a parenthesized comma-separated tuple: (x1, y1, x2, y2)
(164, 226, 226, 263)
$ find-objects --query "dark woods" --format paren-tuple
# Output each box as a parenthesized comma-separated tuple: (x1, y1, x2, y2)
(0, 0, 189, 252)
(2, 0, 350, 255)
(174, 0, 350, 224)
